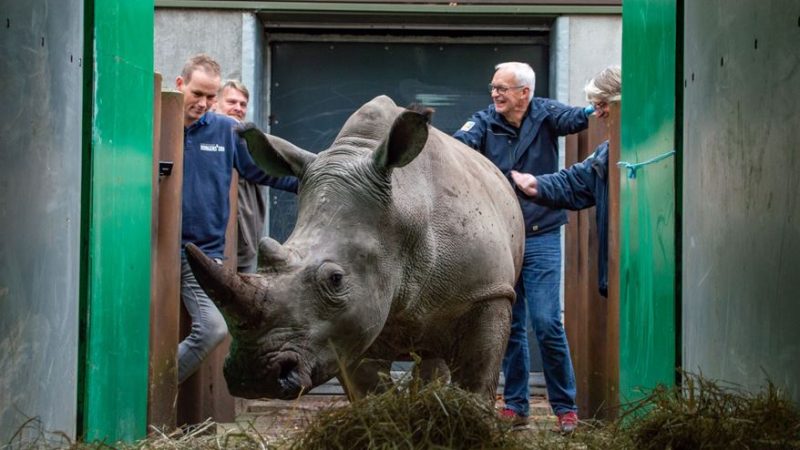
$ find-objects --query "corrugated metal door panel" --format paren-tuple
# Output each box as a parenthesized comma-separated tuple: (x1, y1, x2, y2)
(0, 0, 83, 442)
(682, 0, 800, 403)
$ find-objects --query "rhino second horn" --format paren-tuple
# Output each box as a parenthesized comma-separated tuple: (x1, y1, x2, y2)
(184, 243, 262, 320)
(258, 237, 291, 268)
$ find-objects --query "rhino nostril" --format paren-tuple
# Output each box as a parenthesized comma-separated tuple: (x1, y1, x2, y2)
(279, 357, 298, 380)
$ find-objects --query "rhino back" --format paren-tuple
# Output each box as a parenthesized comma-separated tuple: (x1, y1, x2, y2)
(388, 126, 523, 315)
(331, 95, 522, 313)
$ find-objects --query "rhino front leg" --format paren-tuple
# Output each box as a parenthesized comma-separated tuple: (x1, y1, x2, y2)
(448, 298, 512, 402)
(338, 358, 393, 401)
(417, 358, 451, 384)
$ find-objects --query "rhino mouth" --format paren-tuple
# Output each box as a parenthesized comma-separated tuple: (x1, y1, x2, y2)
(225, 350, 315, 400)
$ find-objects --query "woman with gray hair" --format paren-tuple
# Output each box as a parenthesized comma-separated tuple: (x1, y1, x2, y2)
(584, 65, 621, 119)
(510, 65, 621, 298)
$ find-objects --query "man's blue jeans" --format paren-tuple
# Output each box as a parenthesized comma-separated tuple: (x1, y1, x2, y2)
(502, 228, 577, 416)
(178, 254, 229, 383)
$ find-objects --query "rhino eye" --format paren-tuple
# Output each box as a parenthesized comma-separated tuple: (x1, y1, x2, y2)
(316, 262, 348, 302)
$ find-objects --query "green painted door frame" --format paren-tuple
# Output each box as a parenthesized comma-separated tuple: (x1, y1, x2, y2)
(619, 0, 680, 402)
(79, 0, 155, 442)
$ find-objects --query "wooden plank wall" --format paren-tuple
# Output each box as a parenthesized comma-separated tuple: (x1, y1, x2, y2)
(564, 108, 620, 419)
(148, 81, 238, 428)
(177, 175, 238, 426)
(148, 81, 184, 430)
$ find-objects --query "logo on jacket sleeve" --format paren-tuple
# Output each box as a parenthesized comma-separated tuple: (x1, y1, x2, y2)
(460, 121, 475, 132)
(200, 143, 225, 152)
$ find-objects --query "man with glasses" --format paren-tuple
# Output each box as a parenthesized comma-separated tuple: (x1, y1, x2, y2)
(453, 61, 593, 432)
(511, 65, 621, 299)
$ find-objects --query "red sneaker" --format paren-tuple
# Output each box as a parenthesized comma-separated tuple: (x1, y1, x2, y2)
(556, 410, 578, 433)
(498, 408, 529, 428)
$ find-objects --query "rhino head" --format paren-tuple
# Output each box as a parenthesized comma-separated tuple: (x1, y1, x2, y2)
(186, 101, 429, 399)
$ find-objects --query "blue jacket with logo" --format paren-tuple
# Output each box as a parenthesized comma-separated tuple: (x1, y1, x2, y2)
(535, 141, 609, 297)
(182, 112, 298, 259)
(453, 98, 589, 237)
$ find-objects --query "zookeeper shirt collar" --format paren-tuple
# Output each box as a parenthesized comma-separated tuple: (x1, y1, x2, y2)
(186, 112, 210, 131)
(488, 100, 548, 166)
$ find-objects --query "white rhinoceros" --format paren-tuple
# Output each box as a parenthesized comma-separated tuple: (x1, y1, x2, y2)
(185, 95, 523, 402)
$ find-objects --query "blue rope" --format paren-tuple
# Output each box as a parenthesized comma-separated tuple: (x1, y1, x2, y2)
(617, 150, 676, 179)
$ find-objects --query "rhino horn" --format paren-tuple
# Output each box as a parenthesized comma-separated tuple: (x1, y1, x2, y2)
(373, 110, 429, 170)
(237, 123, 317, 178)
(185, 243, 262, 321)
(258, 237, 291, 268)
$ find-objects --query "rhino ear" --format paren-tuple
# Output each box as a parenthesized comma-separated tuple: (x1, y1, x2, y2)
(258, 236, 291, 269)
(238, 123, 317, 178)
(373, 110, 429, 170)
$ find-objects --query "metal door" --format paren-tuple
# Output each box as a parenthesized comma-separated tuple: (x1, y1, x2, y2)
(268, 37, 549, 241)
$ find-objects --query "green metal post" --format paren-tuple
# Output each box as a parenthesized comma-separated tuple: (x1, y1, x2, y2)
(619, 0, 679, 401)
(80, 0, 154, 442)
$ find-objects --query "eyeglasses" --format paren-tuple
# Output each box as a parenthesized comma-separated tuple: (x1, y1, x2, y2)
(488, 84, 525, 94)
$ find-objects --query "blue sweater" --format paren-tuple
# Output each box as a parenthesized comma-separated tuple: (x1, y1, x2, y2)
(454, 98, 589, 236)
(182, 112, 297, 258)
(535, 141, 609, 297)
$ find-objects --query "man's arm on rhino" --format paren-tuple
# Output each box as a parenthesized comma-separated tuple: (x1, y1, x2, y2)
(234, 137, 299, 193)
(519, 157, 598, 211)
(510, 170, 539, 197)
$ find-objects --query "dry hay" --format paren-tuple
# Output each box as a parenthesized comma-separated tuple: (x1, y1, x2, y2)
(3, 417, 279, 450)
(135, 419, 280, 449)
(290, 372, 800, 450)
(525, 372, 800, 450)
(5, 372, 799, 450)
(288, 378, 527, 450)
(613, 372, 800, 450)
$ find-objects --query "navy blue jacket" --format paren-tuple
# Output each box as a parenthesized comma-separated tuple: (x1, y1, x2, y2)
(182, 112, 298, 258)
(535, 141, 609, 297)
(453, 98, 589, 236)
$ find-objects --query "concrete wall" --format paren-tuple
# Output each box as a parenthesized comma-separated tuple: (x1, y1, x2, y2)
(552, 15, 622, 108)
(683, 0, 800, 402)
(155, 10, 246, 92)
(551, 14, 621, 168)
(0, 0, 84, 441)
(154, 8, 621, 146)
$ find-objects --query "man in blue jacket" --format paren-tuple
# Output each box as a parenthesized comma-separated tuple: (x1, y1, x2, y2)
(454, 61, 592, 432)
(175, 54, 298, 383)
(511, 65, 621, 299)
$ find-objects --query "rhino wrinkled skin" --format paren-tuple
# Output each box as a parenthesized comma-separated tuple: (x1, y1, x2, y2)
(185, 95, 524, 402)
